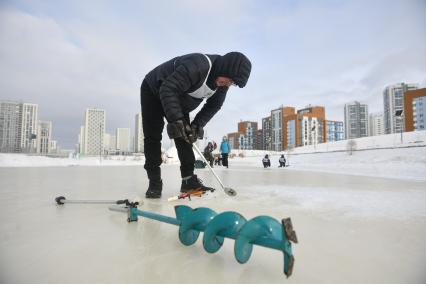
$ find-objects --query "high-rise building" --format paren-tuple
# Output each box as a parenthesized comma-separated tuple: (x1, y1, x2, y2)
(254, 129, 263, 150)
(135, 112, 144, 153)
(369, 113, 384, 137)
(50, 140, 57, 153)
(404, 88, 426, 132)
(227, 132, 238, 149)
(271, 106, 296, 151)
(37, 121, 52, 154)
(20, 103, 39, 153)
(297, 106, 326, 147)
(344, 101, 369, 139)
(0, 101, 22, 152)
(286, 117, 297, 149)
(82, 108, 106, 155)
(383, 83, 418, 134)
(271, 108, 283, 151)
(262, 116, 272, 150)
(283, 109, 298, 150)
(78, 126, 85, 154)
(0, 101, 39, 153)
(326, 120, 344, 142)
(237, 121, 258, 150)
(116, 128, 131, 152)
(110, 135, 117, 151)
(102, 133, 117, 153)
(104, 133, 111, 152)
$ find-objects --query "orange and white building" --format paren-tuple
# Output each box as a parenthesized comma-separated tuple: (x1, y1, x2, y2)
(404, 88, 426, 132)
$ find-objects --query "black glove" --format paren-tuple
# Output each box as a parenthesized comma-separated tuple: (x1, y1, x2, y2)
(190, 122, 204, 140)
(167, 120, 196, 144)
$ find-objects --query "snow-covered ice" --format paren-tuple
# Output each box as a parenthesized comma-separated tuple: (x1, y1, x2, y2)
(1, 131, 425, 181)
(1, 131, 426, 284)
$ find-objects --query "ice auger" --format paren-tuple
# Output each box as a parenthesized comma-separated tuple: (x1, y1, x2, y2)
(109, 201, 298, 277)
(55, 196, 298, 277)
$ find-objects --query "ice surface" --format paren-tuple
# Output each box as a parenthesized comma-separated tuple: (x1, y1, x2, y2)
(1, 131, 426, 283)
(1, 163, 426, 284)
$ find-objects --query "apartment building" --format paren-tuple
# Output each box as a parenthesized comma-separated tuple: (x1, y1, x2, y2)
(37, 120, 52, 154)
(81, 108, 106, 155)
(135, 112, 144, 153)
(297, 106, 326, 147)
(262, 116, 272, 150)
(383, 83, 418, 134)
(0, 101, 39, 153)
(0, 101, 22, 152)
(404, 88, 426, 132)
(116, 128, 131, 153)
(369, 113, 384, 137)
(227, 132, 239, 149)
(344, 101, 369, 139)
(237, 121, 258, 150)
(270, 106, 296, 151)
(326, 120, 344, 142)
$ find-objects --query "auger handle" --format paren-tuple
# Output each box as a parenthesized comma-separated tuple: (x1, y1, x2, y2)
(167, 196, 179, 202)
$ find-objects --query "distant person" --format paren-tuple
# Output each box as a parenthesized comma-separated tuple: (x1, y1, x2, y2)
(214, 154, 222, 166)
(262, 154, 271, 168)
(220, 136, 231, 168)
(141, 52, 251, 198)
(279, 154, 286, 167)
(203, 141, 216, 167)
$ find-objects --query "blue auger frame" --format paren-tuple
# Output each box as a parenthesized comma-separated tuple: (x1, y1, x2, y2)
(109, 202, 298, 277)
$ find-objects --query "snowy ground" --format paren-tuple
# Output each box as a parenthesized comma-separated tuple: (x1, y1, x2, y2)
(1, 131, 425, 181)
(232, 146, 426, 181)
(1, 132, 426, 284)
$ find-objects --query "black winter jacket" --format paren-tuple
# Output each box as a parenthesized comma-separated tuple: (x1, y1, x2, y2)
(144, 53, 229, 127)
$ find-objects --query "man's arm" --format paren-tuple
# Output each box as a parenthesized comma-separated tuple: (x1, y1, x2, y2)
(159, 55, 207, 122)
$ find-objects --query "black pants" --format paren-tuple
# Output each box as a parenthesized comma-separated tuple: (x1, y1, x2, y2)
(222, 153, 229, 167)
(204, 152, 214, 167)
(279, 162, 286, 167)
(140, 80, 195, 180)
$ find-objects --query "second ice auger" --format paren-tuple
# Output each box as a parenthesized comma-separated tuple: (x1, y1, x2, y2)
(56, 196, 298, 277)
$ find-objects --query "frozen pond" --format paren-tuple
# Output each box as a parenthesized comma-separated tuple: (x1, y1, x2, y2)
(1, 165, 426, 284)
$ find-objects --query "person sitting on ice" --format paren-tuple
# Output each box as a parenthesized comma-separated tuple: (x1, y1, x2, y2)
(279, 154, 286, 167)
(262, 154, 271, 168)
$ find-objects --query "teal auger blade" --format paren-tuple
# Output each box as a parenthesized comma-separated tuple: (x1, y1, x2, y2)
(203, 211, 246, 253)
(177, 206, 217, 246)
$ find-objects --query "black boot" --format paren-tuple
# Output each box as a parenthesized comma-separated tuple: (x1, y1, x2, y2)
(181, 175, 215, 193)
(145, 179, 163, 198)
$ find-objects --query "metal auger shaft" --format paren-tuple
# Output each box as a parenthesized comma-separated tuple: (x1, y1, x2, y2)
(55, 196, 136, 206)
(109, 204, 298, 277)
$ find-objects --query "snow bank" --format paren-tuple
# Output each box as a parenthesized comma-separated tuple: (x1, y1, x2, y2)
(231, 147, 426, 181)
(1, 131, 425, 181)
(0, 154, 145, 167)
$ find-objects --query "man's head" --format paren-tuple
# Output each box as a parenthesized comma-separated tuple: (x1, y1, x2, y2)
(214, 52, 252, 88)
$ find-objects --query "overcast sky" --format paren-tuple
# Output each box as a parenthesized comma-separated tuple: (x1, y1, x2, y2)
(1, 0, 425, 148)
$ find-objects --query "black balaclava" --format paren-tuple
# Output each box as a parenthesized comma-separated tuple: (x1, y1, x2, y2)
(209, 52, 252, 88)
